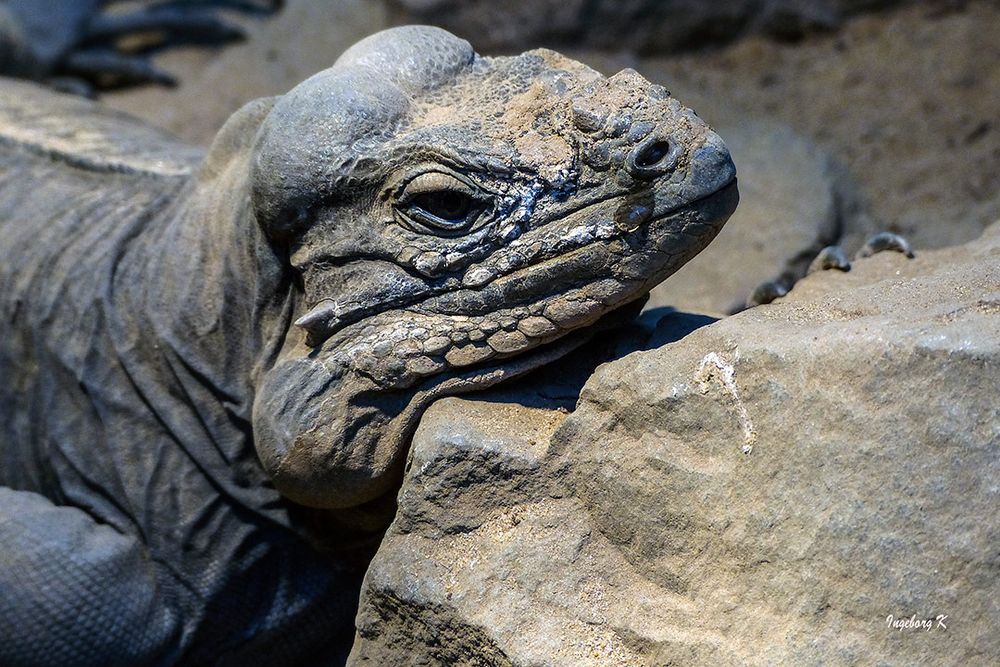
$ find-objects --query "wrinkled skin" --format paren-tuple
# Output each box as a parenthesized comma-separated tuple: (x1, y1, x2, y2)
(0, 26, 736, 664)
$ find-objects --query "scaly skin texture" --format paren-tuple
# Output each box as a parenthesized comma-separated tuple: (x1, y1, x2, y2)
(0, 26, 736, 665)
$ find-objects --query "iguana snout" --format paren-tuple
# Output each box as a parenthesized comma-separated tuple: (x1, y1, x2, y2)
(250, 26, 737, 508)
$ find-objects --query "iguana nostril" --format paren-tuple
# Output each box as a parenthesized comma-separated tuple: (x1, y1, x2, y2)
(627, 136, 680, 178)
(636, 140, 671, 168)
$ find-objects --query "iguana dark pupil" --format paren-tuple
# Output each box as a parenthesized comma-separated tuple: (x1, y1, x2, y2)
(636, 140, 671, 168)
(413, 190, 472, 221)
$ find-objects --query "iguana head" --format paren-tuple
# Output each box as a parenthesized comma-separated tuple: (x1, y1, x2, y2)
(250, 26, 737, 509)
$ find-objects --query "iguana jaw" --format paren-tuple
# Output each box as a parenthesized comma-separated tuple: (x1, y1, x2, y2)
(257, 301, 636, 511)
(296, 176, 738, 390)
(252, 179, 737, 509)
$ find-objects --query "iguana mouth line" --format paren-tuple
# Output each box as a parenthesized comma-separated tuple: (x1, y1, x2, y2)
(415, 297, 646, 390)
(314, 183, 724, 390)
(416, 177, 740, 314)
(390, 298, 646, 469)
(443, 174, 738, 294)
(298, 178, 737, 348)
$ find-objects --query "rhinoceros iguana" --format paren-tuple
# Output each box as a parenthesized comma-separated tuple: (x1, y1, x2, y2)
(0, 25, 737, 665)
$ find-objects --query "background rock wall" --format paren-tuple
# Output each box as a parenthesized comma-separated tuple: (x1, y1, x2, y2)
(387, 0, 921, 54)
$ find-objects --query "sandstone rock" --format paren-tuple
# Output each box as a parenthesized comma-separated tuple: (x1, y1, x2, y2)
(349, 221, 1000, 665)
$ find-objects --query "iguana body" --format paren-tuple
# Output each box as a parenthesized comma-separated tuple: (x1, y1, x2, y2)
(0, 26, 737, 664)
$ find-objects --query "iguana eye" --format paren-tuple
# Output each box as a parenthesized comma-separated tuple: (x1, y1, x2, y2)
(396, 171, 489, 235)
(411, 190, 473, 222)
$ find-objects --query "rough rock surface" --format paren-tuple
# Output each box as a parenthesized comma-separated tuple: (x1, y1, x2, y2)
(349, 221, 1000, 665)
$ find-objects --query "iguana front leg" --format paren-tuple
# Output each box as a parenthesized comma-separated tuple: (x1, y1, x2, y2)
(0, 487, 180, 666)
(0, 0, 282, 93)
(746, 232, 916, 307)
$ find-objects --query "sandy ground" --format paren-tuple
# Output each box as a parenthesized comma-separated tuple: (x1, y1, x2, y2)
(104, 0, 1000, 253)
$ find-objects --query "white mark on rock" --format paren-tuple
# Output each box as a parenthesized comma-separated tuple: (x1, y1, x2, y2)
(563, 225, 594, 244)
(695, 352, 757, 455)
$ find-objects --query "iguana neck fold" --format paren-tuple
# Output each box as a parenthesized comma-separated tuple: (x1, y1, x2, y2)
(135, 99, 293, 408)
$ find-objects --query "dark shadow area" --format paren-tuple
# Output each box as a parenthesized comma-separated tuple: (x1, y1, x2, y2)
(468, 302, 720, 411)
